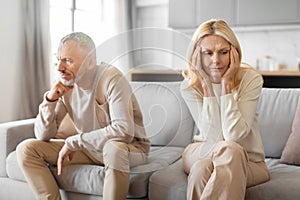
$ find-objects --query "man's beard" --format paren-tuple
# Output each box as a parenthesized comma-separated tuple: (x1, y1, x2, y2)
(60, 77, 75, 87)
(59, 70, 75, 86)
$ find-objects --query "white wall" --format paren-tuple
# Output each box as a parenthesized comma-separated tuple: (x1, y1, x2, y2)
(235, 26, 300, 70)
(135, 1, 300, 71)
(0, 0, 22, 123)
(181, 25, 300, 70)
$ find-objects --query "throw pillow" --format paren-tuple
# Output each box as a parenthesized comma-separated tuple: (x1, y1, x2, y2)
(280, 99, 300, 165)
(55, 114, 77, 139)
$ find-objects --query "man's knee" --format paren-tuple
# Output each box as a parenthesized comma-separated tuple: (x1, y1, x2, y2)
(103, 141, 130, 172)
(103, 141, 129, 155)
(16, 139, 38, 157)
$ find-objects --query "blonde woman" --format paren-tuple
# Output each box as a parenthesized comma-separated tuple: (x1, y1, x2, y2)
(181, 19, 270, 200)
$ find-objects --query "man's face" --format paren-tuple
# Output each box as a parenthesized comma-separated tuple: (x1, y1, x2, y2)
(56, 40, 89, 86)
(199, 35, 231, 83)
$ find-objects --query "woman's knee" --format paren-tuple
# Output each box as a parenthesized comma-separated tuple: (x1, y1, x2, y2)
(189, 159, 213, 177)
(182, 143, 205, 174)
(214, 141, 247, 160)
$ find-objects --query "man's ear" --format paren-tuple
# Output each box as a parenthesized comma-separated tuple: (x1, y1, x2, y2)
(89, 57, 96, 66)
(86, 55, 96, 68)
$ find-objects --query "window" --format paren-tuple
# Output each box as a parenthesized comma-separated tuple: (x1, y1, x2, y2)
(49, 0, 107, 80)
(50, 0, 104, 54)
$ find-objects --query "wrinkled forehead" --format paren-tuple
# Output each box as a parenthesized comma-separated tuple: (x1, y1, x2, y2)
(57, 40, 89, 57)
(198, 35, 230, 50)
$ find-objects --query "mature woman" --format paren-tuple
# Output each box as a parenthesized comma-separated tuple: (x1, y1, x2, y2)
(181, 19, 270, 200)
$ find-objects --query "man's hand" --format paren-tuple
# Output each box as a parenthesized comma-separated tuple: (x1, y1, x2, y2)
(222, 46, 240, 94)
(46, 81, 73, 102)
(191, 46, 214, 97)
(57, 144, 75, 175)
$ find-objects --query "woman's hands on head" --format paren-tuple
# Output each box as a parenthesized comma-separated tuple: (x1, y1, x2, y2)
(221, 46, 240, 94)
(191, 45, 214, 97)
(190, 38, 240, 96)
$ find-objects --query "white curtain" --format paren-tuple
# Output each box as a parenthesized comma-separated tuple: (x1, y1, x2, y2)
(16, 0, 50, 119)
(103, 0, 133, 34)
(96, 0, 134, 74)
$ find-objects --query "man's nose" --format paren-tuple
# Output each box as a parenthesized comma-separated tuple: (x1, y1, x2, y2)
(56, 60, 65, 71)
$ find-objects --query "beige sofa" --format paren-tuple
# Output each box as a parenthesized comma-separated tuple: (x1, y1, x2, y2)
(1, 81, 300, 200)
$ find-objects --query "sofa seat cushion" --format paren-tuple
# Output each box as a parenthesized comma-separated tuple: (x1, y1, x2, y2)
(246, 158, 300, 200)
(149, 159, 186, 200)
(7, 146, 184, 198)
(149, 158, 300, 200)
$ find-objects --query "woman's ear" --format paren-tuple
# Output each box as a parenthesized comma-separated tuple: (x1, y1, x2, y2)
(229, 45, 235, 66)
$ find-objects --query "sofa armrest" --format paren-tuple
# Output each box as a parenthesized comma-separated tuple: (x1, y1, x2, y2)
(0, 118, 35, 177)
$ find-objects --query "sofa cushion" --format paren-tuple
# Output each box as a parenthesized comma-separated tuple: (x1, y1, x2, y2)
(258, 88, 300, 158)
(280, 99, 300, 165)
(149, 158, 300, 200)
(131, 82, 194, 147)
(245, 159, 300, 200)
(6, 151, 26, 181)
(149, 159, 187, 200)
(7, 146, 184, 198)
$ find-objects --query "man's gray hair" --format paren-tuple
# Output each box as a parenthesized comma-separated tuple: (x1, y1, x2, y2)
(61, 32, 96, 56)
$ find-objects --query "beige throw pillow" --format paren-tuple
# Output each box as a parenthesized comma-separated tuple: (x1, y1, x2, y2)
(55, 114, 77, 139)
(280, 99, 300, 165)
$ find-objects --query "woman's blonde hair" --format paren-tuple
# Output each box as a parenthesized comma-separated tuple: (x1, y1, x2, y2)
(184, 19, 244, 90)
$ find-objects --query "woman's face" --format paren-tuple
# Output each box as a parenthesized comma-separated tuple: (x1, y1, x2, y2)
(198, 35, 231, 83)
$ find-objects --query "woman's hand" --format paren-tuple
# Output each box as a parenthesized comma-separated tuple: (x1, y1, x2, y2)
(222, 46, 240, 94)
(191, 46, 214, 97)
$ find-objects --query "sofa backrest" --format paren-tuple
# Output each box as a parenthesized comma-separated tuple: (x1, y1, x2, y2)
(130, 81, 194, 147)
(258, 88, 300, 158)
(131, 81, 300, 158)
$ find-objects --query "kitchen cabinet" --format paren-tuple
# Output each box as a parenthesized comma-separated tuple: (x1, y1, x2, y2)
(195, 0, 235, 26)
(259, 71, 300, 88)
(169, 0, 300, 27)
(169, 0, 197, 28)
(237, 0, 300, 25)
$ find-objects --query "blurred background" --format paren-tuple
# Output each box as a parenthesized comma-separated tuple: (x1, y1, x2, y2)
(1, 0, 300, 123)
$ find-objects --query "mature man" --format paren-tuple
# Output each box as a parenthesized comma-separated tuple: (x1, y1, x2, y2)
(16, 32, 150, 200)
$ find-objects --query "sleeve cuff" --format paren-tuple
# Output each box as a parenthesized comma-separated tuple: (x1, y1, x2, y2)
(44, 92, 58, 103)
(220, 93, 234, 106)
(65, 134, 82, 151)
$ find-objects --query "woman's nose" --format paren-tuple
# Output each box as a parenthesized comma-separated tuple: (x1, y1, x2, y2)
(212, 53, 220, 64)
